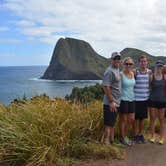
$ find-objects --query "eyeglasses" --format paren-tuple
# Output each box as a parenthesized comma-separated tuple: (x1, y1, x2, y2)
(125, 63, 133, 66)
(113, 57, 121, 60)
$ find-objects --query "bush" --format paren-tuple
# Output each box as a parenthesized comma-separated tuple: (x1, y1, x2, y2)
(0, 95, 124, 166)
(65, 84, 104, 103)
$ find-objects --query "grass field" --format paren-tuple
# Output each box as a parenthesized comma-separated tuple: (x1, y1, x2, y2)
(0, 95, 124, 166)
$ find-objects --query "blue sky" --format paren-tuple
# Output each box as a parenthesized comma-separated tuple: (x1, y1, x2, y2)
(0, 1, 53, 66)
(0, 0, 166, 66)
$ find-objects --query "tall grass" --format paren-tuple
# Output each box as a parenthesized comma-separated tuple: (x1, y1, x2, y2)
(0, 95, 124, 166)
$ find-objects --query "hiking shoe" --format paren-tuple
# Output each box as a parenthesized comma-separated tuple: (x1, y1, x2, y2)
(139, 135, 146, 143)
(158, 138, 164, 145)
(149, 137, 155, 143)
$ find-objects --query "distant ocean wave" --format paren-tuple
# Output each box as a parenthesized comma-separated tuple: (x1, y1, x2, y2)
(29, 78, 54, 82)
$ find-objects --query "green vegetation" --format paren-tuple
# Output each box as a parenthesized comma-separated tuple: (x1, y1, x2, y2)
(65, 84, 104, 103)
(0, 95, 124, 166)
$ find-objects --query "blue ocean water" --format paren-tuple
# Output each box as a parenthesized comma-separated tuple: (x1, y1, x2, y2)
(0, 66, 101, 104)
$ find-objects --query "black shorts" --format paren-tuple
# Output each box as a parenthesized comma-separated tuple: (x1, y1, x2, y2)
(149, 100, 166, 109)
(119, 100, 135, 114)
(135, 100, 148, 120)
(103, 105, 118, 127)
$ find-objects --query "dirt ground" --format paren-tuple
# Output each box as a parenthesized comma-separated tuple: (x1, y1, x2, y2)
(75, 138, 166, 166)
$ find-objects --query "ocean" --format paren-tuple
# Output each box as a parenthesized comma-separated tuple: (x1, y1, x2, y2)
(0, 66, 101, 105)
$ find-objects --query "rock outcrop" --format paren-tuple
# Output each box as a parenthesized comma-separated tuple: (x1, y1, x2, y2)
(41, 37, 109, 80)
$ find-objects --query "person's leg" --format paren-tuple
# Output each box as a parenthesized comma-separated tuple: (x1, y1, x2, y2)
(127, 101, 135, 137)
(134, 101, 140, 139)
(104, 126, 111, 144)
(138, 101, 148, 143)
(138, 119, 144, 135)
(110, 126, 115, 141)
(124, 113, 135, 145)
(127, 113, 135, 134)
(104, 126, 116, 144)
(103, 105, 118, 144)
(119, 113, 127, 139)
(149, 107, 156, 139)
(157, 108, 165, 141)
(134, 119, 139, 135)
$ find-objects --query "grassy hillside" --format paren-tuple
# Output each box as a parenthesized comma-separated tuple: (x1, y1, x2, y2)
(0, 95, 124, 166)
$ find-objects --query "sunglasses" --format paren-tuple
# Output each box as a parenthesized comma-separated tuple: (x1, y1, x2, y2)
(156, 65, 163, 67)
(125, 63, 133, 66)
(113, 57, 121, 60)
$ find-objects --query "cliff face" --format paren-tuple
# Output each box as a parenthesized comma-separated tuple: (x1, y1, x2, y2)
(41, 37, 109, 80)
(41, 37, 166, 80)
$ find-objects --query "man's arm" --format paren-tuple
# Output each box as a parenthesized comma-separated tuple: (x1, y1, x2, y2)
(103, 86, 113, 103)
(103, 86, 117, 112)
(148, 70, 153, 85)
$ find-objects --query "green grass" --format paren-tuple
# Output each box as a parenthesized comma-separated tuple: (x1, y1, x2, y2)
(0, 95, 124, 166)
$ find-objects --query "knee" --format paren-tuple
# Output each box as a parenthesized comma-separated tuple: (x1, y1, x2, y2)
(158, 117, 164, 123)
(150, 113, 156, 122)
(129, 117, 135, 124)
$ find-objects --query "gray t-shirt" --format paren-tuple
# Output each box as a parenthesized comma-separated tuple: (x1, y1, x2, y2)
(102, 65, 121, 106)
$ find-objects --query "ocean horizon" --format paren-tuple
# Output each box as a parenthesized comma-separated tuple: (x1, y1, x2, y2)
(0, 66, 101, 105)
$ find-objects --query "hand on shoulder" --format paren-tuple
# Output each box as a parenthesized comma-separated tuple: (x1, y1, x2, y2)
(164, 74, 166, 80)
(148, 69, 153, 75)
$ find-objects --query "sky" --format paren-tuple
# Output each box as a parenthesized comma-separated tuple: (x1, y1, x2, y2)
(0, 0, 166, 66)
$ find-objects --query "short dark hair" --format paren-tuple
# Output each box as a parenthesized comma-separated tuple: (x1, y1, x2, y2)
(138, 55, 148, 62)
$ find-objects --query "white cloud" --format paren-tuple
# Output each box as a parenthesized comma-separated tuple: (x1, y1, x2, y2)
(3, 0, 166, 57)
(16, 20, 36, 27)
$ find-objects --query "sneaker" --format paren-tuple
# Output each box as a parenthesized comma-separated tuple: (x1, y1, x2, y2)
(149, 137, 155, 143)
(124, 136, 132, 146)
(133, 135, 140, 144)
(139, 135, 146, 143)
(158, 138, 164, 145)
(119, 138, 129, 146)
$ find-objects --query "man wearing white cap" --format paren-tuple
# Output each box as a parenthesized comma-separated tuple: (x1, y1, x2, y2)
(102, 52, 121, 145)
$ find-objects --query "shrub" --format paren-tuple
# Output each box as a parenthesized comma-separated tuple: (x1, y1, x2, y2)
(0, 95, 124, 166)
(65, 84, 104, 103)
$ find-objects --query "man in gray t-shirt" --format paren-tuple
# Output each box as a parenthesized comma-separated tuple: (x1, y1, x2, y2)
(102, 52, 121, 145)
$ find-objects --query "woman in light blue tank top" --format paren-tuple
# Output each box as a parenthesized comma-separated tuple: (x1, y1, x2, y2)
(119, 57, 135, 146)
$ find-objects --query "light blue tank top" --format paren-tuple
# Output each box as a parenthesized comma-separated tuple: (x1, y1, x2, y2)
(121, 72, 135, 101)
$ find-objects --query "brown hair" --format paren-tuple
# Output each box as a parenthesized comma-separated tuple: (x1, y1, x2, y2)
(138, 55, 148, 62)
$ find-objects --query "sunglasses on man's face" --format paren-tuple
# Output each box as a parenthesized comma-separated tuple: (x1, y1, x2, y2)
(113, 57, 121, 60)
(125, 63, 133, 66)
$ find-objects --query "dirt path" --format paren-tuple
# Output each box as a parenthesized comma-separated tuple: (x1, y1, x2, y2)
(76, 140, 166, 166)
(126, 142, 166, 166)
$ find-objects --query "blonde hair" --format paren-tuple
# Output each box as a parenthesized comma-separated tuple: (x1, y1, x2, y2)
(123, 57, 134, 65)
